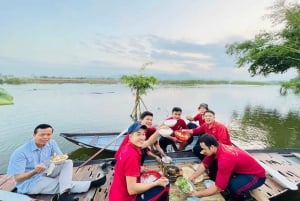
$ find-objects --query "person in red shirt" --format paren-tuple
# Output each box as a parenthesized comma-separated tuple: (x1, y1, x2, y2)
(189, 134, 266, 201)
(115, 111, 167, 165)
(186, 103, 209, 127)
(109, 123, 169, 201)
(185, 110, 232, 159)
(139, 111, 168, 164)
(159, 107, 190, 151)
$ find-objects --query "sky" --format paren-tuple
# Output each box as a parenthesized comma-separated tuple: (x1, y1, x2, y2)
(0, 0, 299, 81)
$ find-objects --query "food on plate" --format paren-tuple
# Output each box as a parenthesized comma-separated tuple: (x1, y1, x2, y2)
(140, 170, 162, 183)
(50, 153, 68, 163)
(174, 130, 190, 141)
(175, 176, 193, 193)
(164, 119, 177, 127)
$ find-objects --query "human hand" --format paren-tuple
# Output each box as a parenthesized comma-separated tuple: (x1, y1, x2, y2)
(140, 166, 149, 173)
(155, 156, 162, 163)
(186, 115, 193, 121)
(155, 177, 169, 187)
(34, 163, 46, 173)
(188, 176, 195, 183)
(189, 190, 200, 197)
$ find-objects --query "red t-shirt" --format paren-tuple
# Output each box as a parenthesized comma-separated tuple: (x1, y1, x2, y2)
(202, 144, 266, 191)
(166, 117, 188, 136)
(115, 134, 129, 160)
(193, 113, 205, 125)
(145, 127, 158, 145)
(192, 121, 232, 145)
(115, 127, 157, 159)
(109, 142, 141, 201)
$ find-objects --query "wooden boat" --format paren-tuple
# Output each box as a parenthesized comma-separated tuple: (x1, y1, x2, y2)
(60, 132, 124, 151)
(0, 149, 299, 201)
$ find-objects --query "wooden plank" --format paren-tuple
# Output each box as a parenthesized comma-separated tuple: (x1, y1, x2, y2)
(0, 175, 15, 191)
(252, 152, 300, 189)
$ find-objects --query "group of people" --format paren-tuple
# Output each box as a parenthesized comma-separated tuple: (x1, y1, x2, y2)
(5, 102, 266, 201)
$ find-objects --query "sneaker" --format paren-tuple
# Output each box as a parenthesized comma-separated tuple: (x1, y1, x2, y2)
(57, 192, 79, 201)
(89, 175, 107, 190)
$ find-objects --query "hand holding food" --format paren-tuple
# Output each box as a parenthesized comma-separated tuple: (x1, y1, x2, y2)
(34, 163, 46, 173)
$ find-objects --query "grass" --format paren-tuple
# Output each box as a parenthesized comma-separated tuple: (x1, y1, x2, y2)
(0, 88, 13, 105)
(0, 76, 275, 86)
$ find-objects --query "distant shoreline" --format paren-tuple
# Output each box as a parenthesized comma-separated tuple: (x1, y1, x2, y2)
(0, 76, 278, 85)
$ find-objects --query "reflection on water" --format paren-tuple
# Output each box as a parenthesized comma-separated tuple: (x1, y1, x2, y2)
(229, 105, 300, 149)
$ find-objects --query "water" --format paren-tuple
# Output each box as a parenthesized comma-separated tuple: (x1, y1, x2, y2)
(0, 83, 300, 200)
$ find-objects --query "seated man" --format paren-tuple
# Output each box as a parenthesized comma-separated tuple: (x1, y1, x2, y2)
(185, 109, 232, 160)
(115, 111, 168, 165)
(109, 123, 169, 201)
(7, 124, 106, 201)
(186, 103, 209, 127)
(159, 107, 191, 152)
(189, 134, 266, 201)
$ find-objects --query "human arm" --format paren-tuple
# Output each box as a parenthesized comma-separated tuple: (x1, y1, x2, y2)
(147, 151, 161, 163)
(142, 125, 169, 148)
(126, 176, 169, 195)
(190, 184, 220, 197)
(154, 144, 167, 157)
(14, 163, 46, 182)
(189, 163, 206, 182)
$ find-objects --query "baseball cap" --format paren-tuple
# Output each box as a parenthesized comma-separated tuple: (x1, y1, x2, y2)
(127, 122, 147, 134)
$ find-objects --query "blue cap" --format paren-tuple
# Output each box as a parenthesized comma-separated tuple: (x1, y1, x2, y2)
(127, 122, 147, 134)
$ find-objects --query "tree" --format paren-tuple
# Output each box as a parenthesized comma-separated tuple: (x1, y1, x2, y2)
(226, 0, 300, 91)
(121, 62, 158, 121)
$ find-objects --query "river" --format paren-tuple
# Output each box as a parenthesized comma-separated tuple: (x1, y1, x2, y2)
(0, 83, 299, 200)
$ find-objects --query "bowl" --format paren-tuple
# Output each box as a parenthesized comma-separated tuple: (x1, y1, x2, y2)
(164, 119, 177, 127)
(140, 170, 162, 183)
(49, 154, 68, 164)
(159, 128, 173, 137)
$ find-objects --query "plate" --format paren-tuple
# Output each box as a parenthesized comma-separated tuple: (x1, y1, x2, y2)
(174, 130, 191, 141)
(140, 170, 162, 183)
(164, 119, 177, 127)
(159, 128, 173, 137)
(50, 154, 68, 164)
(175, 176, 194, 193)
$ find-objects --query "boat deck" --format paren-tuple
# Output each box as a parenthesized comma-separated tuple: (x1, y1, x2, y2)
(0, 150, 300, 201)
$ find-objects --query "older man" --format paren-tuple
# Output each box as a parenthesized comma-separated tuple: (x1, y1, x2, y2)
(7, 124, 106, 201)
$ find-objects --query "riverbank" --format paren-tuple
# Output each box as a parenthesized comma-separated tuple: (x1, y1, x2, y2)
(0, 76, 277, 85)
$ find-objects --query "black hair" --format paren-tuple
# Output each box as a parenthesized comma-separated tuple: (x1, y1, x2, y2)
(198, 134, 219, 147)
(204, 109, 215, 116)
(34, 124, 53, 134)
(172, 107, 182, 113)
(198, 103, 209, 110)
(140, 111, 153, 120)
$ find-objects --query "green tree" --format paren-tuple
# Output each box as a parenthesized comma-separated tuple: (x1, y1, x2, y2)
(121, 62, 158, 121)
(226, 0, 300, 92)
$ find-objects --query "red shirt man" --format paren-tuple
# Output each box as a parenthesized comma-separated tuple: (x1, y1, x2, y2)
(110, 142, 142, 201)
(189, 110, 232, 145)
(189, 134, 266, 199)
(109, 123, 169, 201)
